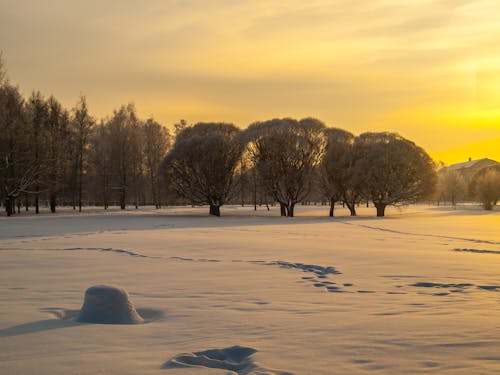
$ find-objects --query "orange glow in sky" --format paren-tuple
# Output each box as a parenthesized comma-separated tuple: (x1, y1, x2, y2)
(1, 0, 499, 165)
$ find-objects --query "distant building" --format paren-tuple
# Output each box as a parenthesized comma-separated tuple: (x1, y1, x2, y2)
(445, 157, 499, 182)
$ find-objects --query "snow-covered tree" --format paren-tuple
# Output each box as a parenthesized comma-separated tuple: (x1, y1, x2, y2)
(353, 132, 437, 217)
(437, 169, 467, 207)
(320, 128, 360, 216)
(244, 118, 326, 217)
(474, 169, 500, 210)
(163, 122, 243, 216)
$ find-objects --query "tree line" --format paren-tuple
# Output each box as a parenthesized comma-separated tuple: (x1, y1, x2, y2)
(2, 56, 496, 217)
(437, 166, 500, 210)
(0, 57, 171, 216)
(164, 119, 437, 217)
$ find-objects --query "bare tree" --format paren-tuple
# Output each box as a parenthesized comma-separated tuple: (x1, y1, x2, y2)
(107, 104, 140, 209)
(0, 83, 36, 216)
(0, 53, 5, 86)
(437, 169, 467, 207)
(474, 169, 500, 210)
(244, 118, 326, 217)
(129, 118, 144, 209)
(71, 96, 94, 212)
(353, 132, 437, 217)
(163, 122, 243, 216)
(26, 91, 49, 214)
(173, 119, 188, 138)
(89, 120, 112, 209)
(44, 96, 71, 212)
(143, 118, 171, 208)
(320, 128, 360, 216)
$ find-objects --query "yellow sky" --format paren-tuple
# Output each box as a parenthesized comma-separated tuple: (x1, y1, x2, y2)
(1, 0, 499, 165)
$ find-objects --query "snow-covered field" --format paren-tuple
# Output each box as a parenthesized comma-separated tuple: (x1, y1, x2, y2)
(1, 204, 499, 374)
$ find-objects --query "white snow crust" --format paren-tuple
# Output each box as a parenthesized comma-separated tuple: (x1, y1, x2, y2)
(0, 204, 499, 374)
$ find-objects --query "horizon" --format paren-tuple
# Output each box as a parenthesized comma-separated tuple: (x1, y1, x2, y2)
(1, 0, 499, 165)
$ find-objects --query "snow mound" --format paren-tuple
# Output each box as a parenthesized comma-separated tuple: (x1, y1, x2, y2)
(76, 285, 144, 324)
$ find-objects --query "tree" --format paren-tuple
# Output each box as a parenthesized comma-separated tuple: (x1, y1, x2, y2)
(320, 128, 360, 216)
(173, 119, 187, 138)
(163, 122, 243, 216)
(44, 96, 71, 212)
(437, 169, 467, 207)
(26, 91, 49, 214)
(474, 169, 500, 210)
(129, 118, 144, 209)
(0, 83, 35, 216)
(244, 118, 326, 217)
(89, 120, 112, 209)
(143, 118, 171, 208)
(106, 103, 139, 210)
(71, 96, 94, 212)
(353, 132, 437, 217)
(0, 53, 6, 86)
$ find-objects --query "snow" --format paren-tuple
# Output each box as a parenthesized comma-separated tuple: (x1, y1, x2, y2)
(0, 204, 499, 374)
(76, 285, 145, 324)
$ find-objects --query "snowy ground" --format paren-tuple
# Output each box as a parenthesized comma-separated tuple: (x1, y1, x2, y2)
(0, 204, 499, 374)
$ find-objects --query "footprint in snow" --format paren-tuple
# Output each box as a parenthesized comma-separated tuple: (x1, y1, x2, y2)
(162, 345, 293, 375)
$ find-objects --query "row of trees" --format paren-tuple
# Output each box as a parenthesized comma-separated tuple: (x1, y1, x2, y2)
(0, 57, 172, 216)
(2, 56, 497, 217)
(437, 167, 500, 210)
(164, 119, 437, 217)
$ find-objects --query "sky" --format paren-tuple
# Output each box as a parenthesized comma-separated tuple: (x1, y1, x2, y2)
(0, 0, 499, 165)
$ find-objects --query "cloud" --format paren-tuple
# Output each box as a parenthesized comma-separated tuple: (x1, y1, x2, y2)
(0, 0, 498, 163)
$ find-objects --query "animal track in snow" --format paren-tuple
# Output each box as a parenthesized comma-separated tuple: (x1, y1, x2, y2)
(63, 247, 152, 258)
(270, 261, 341, 276)
(453, 248, 500, 255)
(340, 221, 500, 245)
(250, 260, 357, 294)
(410, 281, 500, 294)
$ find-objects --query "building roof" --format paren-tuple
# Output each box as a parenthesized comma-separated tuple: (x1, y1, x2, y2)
(447, 158, 498, 171)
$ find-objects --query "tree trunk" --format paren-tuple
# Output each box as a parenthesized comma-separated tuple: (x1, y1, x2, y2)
(280, 203, 286, 216)
(151, 176, 159, 209)
(103, 187, 108, 210)
(5, 197, 13, 216)
(78, 173, 82, 212)
(35, 191, 39, 214)
(483, 201, 493, 211)
(17, 199, 21, 214)
(329, 198, 335, 217)
(120, 188, 126, 210)
(50, 193, 56, 213)
(346, 202, 356, 216)
(253, 170, 257, 211)
(5, 199, 11, 216)
(287, 203, 295, 217)
(209, 204, 221, 217)
(375, 202, 386, 217)
(78, 151, 84, 213)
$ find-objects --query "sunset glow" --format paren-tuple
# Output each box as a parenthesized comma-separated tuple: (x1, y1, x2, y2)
(1, 0, 499, 164)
